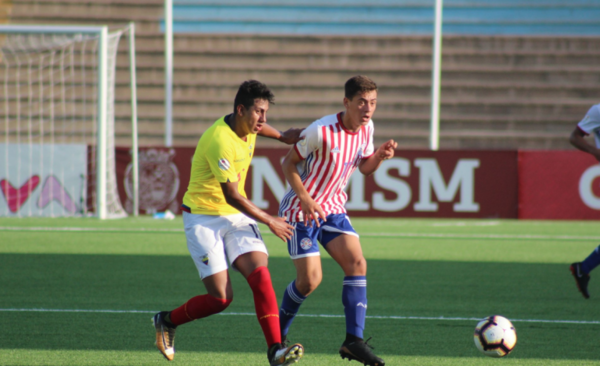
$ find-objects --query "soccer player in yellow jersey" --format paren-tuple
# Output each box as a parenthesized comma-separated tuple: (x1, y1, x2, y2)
(152, 80, 304, 365)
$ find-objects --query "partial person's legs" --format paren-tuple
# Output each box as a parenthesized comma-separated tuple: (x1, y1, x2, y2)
(279, 256, 323, 338)
(326, 235, 384, 366)
(235, 251, 304, 365)
(581, 245, 600, 274)
(326, 235, 367, 340)
(170, 271, 233, 325)
(235, 251, 280, 347)
(570, 244, 599, 299)
(152, 271, 233, 361)
(153, 212, 234, 361)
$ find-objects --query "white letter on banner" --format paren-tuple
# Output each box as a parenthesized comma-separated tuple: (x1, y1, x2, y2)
(345, 170, 369, 210)
(579, 165, 600, 209)
(413, 158, 480, 212)
(372, 158, 412, 212)
(250, 157, 286, 209)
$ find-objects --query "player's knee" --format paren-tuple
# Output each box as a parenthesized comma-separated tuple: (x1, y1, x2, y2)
(345, 256, 367, 276)
(296, 272, 322, 295)
(208, 294, 232, 313)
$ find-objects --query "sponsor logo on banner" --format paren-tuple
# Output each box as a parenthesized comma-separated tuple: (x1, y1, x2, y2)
(113, 148, 518, 219)
(0, 144, 86, 216)
(579, 165, 600, 210)
(124, 148, 180, 215)
(246, 149, 516, 218)
(518, 151, 600, 220)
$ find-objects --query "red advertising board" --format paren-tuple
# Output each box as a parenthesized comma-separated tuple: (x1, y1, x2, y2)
(248, 149, 518, 218)
(115, 147, 518, 218)
(115, 147, 195, 214)
(518, 150, 600, 220)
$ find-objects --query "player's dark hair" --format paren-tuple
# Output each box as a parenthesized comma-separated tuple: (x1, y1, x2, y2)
(344, 75, 378, 100)
(233, 80, 275, 113)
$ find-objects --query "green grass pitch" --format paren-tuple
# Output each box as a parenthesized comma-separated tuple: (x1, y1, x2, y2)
(1, 217, 599, 365)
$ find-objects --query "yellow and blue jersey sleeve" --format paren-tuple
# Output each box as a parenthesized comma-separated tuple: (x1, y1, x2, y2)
(205, 137, 240, 183)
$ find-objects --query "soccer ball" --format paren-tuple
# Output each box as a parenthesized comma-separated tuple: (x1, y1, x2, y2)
(473, 315, 517, 357)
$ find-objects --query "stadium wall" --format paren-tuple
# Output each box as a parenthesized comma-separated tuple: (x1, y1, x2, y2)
(169, 1, 600, 36)
(109, 147, 600, 220)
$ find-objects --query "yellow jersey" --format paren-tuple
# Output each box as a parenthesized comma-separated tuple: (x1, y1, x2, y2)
(182, 115, 256, 215)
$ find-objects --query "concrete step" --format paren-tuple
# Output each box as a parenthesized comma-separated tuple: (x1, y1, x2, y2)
(7, 18, 160, 34)
(125, 81, 599, 102)
(125, 33, 600, 55)
(12, 0, 162, 19)
(125, 33, 600, 53)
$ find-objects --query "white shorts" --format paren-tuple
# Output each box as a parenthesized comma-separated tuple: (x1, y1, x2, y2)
(183, 212, 268, 279)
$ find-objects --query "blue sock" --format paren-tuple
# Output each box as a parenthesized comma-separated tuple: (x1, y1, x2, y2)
(279, 281, 307, 337)
(581, 245, 600, 274)
(342, 276, 367, 339)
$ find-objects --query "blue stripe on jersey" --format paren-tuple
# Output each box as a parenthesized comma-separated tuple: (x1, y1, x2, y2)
(278, 149, 315, 217)
(278, 189, 297, 217)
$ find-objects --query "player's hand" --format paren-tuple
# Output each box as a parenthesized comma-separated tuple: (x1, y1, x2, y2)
(279, 128, 305, 145)
(300, 198, 327, 228)
(376, 139, 397, 161)
(267, 216, 294, 242)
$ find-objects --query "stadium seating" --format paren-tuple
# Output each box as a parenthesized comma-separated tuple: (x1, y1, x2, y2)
(5, 0, 600, 149)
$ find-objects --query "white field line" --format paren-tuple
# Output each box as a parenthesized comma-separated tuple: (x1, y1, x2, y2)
(0, 226, 182, 233)
(1, 226, 599, 241)
(0, 308, 598, 325)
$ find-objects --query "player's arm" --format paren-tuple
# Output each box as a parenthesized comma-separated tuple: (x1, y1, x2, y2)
(281, 147, 326, 227)
(258, 123, 305, 145)
(358, 139, 398, 176)
(570, 127, 600, 162)
(220, 181, 293, 242)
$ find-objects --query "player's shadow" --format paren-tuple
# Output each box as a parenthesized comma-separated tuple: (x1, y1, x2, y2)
(1, 253, 598, 360)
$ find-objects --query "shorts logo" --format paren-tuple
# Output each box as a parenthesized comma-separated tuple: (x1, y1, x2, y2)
(201, 255, 209, 265)
(218, 158, 230, 170)
(300, 238, 313, 250)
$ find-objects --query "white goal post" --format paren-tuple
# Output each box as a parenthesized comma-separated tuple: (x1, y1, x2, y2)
(0, 24, 138, 219)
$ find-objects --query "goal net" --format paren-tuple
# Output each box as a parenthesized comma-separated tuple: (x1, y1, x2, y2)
(0, 25, 135, 219)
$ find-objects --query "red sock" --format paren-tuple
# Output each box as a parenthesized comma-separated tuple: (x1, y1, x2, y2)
(246, 266, 281, 347)
(169, 294, 231, 326)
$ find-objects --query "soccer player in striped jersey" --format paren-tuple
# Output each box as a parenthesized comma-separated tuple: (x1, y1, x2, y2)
(152, 80, 304, 365)
(569, 103, 600, 299)
(278, 76, 396, 366)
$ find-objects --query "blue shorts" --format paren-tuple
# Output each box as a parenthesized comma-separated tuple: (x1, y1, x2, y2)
(287, 214, 358, 259)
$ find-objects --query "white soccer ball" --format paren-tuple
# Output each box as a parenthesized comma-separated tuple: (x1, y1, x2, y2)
(473, 315, 517, 357)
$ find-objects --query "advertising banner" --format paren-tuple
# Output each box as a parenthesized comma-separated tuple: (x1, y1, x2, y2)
(249, 149, 518, 218)
(0, 143, 87, 216)
(115, 147, 194, 214)
(518, 150, 600, 220)
(114, 148, 518, 219)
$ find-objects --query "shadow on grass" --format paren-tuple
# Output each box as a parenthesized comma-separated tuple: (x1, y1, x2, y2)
(0, 253, 598, 360)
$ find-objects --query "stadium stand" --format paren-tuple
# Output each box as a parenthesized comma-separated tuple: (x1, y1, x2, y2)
(5, 0, 600, 149)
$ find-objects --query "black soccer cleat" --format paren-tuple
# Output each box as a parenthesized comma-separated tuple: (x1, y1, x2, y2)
(339, 337, 385, 366)
(570, 262, 590, 299)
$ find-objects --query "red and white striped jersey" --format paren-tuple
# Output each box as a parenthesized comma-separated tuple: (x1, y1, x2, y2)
(279, 112, 375, 222)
